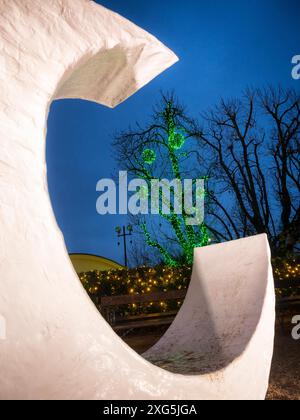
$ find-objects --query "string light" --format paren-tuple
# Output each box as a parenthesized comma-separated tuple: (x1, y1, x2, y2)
(273, 258, 299, 281)
(79, 265, 192, 316)
(79, 257, 299, 315)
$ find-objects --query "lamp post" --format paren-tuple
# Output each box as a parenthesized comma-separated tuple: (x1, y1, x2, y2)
(115, 225, 133, 267)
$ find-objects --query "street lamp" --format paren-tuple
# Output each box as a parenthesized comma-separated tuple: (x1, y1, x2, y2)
(116, 225, 133, 267)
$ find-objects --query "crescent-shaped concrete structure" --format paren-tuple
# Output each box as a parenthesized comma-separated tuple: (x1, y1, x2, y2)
(0, 0, 275, 400)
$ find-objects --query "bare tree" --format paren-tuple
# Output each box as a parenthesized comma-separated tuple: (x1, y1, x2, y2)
(194, 86, 300, 256)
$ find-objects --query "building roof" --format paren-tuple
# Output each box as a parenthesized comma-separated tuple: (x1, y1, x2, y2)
(69, 253, 123, 274)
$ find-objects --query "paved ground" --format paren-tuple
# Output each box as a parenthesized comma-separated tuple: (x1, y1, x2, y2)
(122, 327, 300, 400)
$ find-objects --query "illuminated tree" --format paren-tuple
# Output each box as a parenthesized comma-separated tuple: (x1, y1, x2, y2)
(114, 87, 299, 264)
(113, 94, 209, 266)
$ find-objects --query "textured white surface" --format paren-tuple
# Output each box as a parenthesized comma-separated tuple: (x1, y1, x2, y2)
(0, 0, 275, 400)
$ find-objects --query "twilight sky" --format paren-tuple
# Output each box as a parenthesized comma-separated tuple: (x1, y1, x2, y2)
(46, 0, 300, 265)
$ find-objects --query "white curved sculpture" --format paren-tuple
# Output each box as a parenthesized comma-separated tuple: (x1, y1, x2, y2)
(0, 0, 275, 400)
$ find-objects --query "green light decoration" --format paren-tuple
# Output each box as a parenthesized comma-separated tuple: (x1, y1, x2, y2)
(138, 185, 149, 200)
(140, 217, 209, 267)
(126, 101, 211, 267)
(169, 132, 186, 150)
(197, 223, 210, 247)
(142, 149, 156, 165)
(196, 187, 207, 200)
(140, 222, 179, 267)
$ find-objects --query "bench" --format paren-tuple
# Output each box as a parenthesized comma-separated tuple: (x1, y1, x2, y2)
(100, 290, 186, 334)
(97, 278, 300, 334)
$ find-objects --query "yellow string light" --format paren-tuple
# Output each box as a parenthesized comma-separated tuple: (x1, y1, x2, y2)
(79, 259, 298, 316)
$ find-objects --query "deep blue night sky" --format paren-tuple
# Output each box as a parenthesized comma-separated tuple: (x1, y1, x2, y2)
(46, 0, 300, 265)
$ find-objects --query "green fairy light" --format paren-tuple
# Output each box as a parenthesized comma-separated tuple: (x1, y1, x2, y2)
(138, 185, 149, 200)
(169, 132, 186, 150)
(196, 187, 207, 200)
(142, 149, 156, 165)
(140, 222, 179, 267)
(128, 101, 212, 268)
